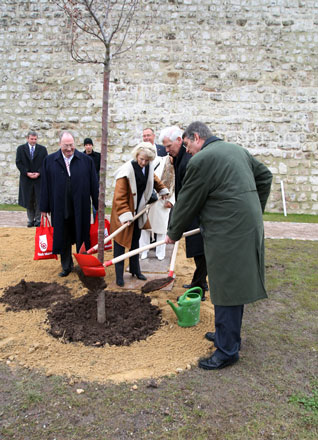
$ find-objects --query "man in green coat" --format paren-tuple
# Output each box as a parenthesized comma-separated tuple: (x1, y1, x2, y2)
(165, 121, 273, 370)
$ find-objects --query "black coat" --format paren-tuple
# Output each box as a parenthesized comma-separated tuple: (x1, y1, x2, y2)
(16, 143, 48, 208)
(40, 149, 99, 254)
(83, 150, 101, 180)
(173, 144, 204, 258)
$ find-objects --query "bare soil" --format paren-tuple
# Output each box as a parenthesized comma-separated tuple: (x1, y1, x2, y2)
(0, 227, 214, 383)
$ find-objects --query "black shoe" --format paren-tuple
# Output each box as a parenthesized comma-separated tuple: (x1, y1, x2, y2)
(59, 269, 71, 277)
(34, 222, 41, 227)
(182, 283, 192, 289)
(198, 353, 239, 370)
(205, 332, 215, 342)
(132, 273, 147, 281)
(27, 222, 34, 228)
(116, 279, 124, 287)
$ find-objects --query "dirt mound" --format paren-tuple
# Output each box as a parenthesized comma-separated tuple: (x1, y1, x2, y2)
(0, 279, 72, 311)
(46, 290, 163, 347)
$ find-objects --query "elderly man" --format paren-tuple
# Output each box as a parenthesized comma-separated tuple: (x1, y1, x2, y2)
(159, 125, 208, 299)
(165, 121, 273, 370)
(16, 131, 47, 227)
(40, 131, 99, 277)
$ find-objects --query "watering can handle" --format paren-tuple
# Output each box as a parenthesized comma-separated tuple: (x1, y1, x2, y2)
(104, 228, 200, 267)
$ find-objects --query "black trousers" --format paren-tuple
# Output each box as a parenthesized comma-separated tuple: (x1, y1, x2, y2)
(60, 217, 75, 272)
(190, 254, 208, 289)
(113, 222, 142, 283)
(27, 186, 41, 225)
(213, 305, 244, 360)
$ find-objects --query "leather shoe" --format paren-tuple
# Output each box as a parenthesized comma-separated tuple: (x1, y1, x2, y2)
(116, 279, 125, 287)
(198, 353, 239, 370)
(205, 332, 215, 342)
(27, 222, 34, 228)
(132, 273, 147, 281)
(182, 283, 209, 291)
(58, 269, 71, 277)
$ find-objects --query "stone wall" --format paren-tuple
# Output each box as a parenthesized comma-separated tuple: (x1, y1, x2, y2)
(0, 0, 317, 213)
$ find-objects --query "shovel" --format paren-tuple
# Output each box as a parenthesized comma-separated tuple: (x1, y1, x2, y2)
(77, 201, 157, 256)
(74, 228, 200, 277)
(141, 240, 180, 293)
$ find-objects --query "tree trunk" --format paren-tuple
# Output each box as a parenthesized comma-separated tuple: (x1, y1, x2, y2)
(97, 55, 110, 324)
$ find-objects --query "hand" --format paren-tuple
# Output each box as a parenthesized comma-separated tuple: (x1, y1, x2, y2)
(165, 235, 175, 244)
(41, 212, 48, 217)
(164, 201, 173, 209)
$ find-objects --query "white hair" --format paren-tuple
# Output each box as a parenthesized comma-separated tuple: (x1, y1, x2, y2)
(159, 126, 183, 144)
(131, 142, 157, 161)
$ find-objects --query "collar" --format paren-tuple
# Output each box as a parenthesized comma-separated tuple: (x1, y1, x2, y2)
(201, 136, 221, 150)
(62, 152, 74, 161)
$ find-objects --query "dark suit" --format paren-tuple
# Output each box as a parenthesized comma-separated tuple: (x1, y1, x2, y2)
(16, 142, 48, 226)
(155, 143, 167, 157)
(40, 149, 99, 272)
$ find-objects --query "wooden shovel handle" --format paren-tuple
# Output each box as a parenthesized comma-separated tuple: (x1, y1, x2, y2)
(167, 240, 179, 277)
(104, 228, 200, 267)
(87, 203, 154, 254)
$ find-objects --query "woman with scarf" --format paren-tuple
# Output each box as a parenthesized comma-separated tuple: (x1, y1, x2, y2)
(110, 142, 169, 287)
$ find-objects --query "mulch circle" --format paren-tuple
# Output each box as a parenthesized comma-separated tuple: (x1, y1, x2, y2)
(46, 290, 163, 347)
(0, 279, 72, 311)
(1, 279, 163, 347)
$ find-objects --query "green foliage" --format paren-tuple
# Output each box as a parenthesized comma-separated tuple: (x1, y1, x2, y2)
(289, 381, 318, 413)
(263, 212, 318, 223)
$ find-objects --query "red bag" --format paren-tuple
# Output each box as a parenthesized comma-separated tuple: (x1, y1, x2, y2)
(34, 216, 58, 260)
(90, 216, 112, 252)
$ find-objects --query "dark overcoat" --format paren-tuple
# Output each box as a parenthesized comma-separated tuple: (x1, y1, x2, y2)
(40, 149, 99, 254)
(173, 144, 204, 258)
(168, 139, 273, 306)
(16, 143, 48, 207)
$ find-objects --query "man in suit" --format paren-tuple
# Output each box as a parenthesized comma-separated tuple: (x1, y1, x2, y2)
(40, 131, 99, 277)
(159, 125, 208, 300)
(142, 127, 167, 157)
(165, 121, 272, 370)
(16, 131, 48, 227)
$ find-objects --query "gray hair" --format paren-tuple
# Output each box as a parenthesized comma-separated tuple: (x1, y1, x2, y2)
(158, 126, 183, 143)
(132, 142, 157, 161)
(183, 121, 213, 141)
(27, 130, 38, 138)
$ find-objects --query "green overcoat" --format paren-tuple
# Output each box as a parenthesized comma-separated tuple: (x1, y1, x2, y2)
(168, 139, 273, 306)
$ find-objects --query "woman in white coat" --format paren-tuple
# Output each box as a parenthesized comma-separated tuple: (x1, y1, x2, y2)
(139, 154, 175, 260)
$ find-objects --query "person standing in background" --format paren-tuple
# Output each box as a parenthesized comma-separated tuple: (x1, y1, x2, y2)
(143, 127, 167, 157)
(83, 137, 101, 220)
(16, 131, 48, 227)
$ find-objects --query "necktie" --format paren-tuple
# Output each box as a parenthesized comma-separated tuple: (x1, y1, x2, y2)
(64, 158, 71, 176)
(30, 146, 34, 159)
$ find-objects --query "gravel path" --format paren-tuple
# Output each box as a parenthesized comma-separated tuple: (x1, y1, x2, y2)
(1, 211, 318, 241)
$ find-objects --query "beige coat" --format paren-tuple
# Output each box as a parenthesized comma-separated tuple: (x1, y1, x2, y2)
(110, 160, 169, 249)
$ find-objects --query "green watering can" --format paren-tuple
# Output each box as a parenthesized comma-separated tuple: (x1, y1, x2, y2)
(167, 287, 203, 327)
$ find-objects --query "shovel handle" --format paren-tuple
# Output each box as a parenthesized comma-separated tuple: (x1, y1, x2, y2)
(167, 240, 179, 277)
(104, 228, 200, 267)
(87, 203, 154, 254)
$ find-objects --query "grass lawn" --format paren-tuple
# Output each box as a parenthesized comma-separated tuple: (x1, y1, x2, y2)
(1, 238, 317, 439)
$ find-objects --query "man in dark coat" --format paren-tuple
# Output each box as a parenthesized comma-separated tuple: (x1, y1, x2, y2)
(16, 131, 48, 227)
(159, 125, 208, 299)
(40, 131, 99, 277)
(83, 137, 101, 220)
(143, 127, 167, 157)
(165, 121, 273, 370)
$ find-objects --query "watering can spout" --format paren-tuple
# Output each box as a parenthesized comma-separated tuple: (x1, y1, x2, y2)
(167, 300, 182, 321)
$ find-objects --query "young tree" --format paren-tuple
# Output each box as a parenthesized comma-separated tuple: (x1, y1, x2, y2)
(54, 0, 157, 322)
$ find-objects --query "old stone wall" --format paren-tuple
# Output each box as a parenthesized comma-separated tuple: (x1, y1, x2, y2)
(0, 0, 317, 213)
